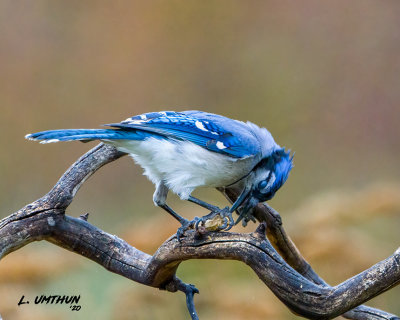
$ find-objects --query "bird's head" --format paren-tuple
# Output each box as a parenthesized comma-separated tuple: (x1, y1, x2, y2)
(230, 148, 293, 223)
(251, 148, 293, 202)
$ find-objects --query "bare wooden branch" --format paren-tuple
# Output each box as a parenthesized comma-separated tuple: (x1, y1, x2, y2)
(221, 187, 400, 320)
(1, 144, 399, 319)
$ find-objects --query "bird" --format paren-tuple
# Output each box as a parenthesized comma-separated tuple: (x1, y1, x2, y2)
(25, 110, 293, 240)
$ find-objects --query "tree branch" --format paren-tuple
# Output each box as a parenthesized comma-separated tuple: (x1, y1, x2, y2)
(220, 188, 400, 320)
(1, 144, 399, 319)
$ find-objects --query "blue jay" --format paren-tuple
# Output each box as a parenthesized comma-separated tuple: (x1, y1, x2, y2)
(26, 111, 293, 239)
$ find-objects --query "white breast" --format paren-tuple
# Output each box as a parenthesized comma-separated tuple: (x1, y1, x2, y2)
(106, 137, 255, 199)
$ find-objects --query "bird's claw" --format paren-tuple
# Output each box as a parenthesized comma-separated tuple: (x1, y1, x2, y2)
(235, 208, 257, 227)
(176, 217, 200, 242)
(223, 208, 235, 231)
(194, 206, 235, 232)
(176, 207, 235, 241)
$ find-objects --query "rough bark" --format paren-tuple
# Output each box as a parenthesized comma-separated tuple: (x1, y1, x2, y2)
(1, 144, 399, 319)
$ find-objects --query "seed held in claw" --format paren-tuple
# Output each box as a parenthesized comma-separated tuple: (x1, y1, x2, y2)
(204, 215, 225, 231)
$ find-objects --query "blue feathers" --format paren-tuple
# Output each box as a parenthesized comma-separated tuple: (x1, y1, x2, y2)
(25, 128, 158, 143)
(27, 111, 264, 158)
(266, 149, 293, 200)
(106, 111, 261, 158)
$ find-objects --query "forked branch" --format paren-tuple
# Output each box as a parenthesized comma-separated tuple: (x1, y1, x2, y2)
(0, 144, 399, 319)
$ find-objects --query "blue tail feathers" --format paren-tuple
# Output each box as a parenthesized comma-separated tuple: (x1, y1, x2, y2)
(25, 128, 150, 143)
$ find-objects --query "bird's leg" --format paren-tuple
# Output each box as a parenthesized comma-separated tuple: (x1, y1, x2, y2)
(158, 203, 188, 225)
(187, 196, 234, 231)
(187, 196, 220, 212)
(153, 183, 188, 223)
(153, 183, 199, 241)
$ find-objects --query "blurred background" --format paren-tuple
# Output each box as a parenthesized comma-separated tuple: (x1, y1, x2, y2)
(1, 1, 399, 319)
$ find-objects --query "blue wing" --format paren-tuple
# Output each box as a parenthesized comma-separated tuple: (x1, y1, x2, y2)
(105, 111, 261, 158)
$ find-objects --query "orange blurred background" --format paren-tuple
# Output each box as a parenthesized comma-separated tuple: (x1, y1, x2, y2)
(1, 1, 399, 319)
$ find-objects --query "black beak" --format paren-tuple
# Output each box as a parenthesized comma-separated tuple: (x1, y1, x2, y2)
(229, 184, 252, 213)
(234, 194, 259, 226)
(228, 173, 260, 226)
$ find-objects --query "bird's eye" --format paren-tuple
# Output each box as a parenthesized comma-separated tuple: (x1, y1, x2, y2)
(258, 180, 268, 190)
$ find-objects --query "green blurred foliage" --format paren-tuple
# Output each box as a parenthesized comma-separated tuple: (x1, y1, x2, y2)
(0, 1, 399, 319)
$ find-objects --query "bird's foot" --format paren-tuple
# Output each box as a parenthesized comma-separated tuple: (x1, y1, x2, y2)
(176, 217, 200, 242)
(175, 207, 235, 242)
(194, 206, 235, 232)
(235, 208, 257, 227)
